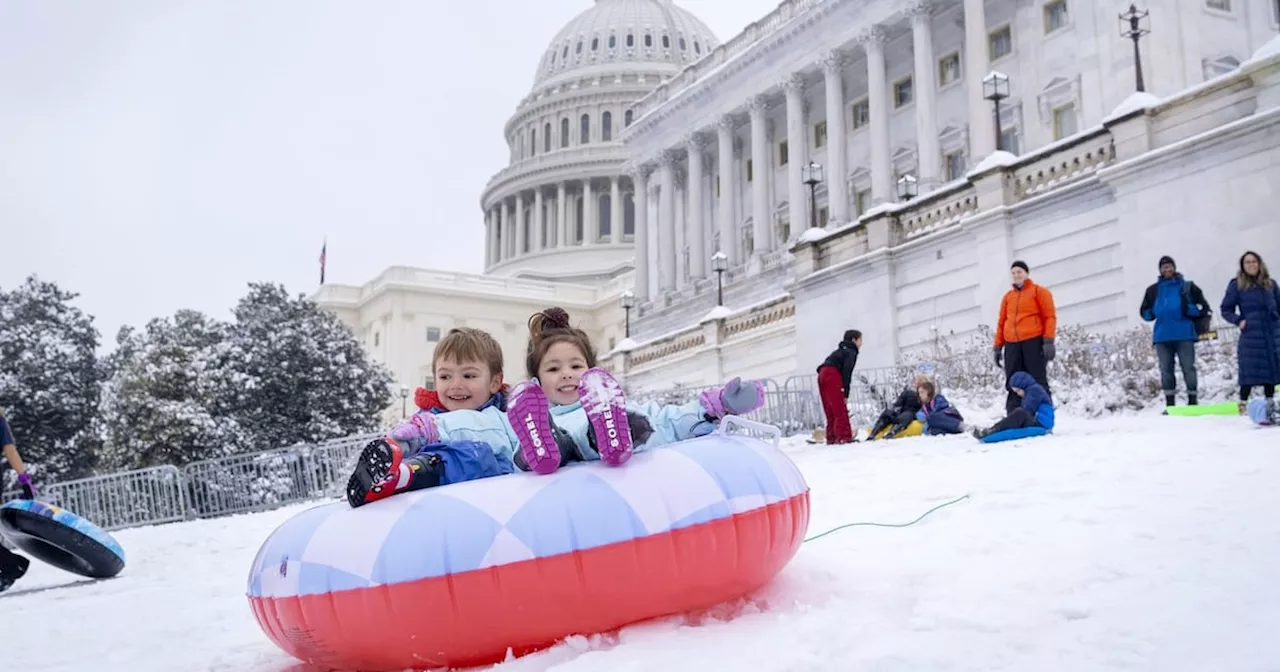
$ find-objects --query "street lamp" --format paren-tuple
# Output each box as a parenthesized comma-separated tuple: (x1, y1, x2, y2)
(619, 290, 635, 338)
(399, 384, 409, 419)
(1120, 4, 1151, 92)
(896, 174, 918, 202)
(982, 71, 1011, 152)
(711, 251, 728, 306)
(801, 161, 824, 229)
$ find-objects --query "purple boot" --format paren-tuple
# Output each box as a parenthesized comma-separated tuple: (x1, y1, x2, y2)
(507, 381, 561, 475)
(578, 368, 634, 467)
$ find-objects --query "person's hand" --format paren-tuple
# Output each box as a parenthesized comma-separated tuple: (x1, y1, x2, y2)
(17, 473, 35, 500)
(1043, 339, 1056, 361)
(1240, 320, 1247, 330)
(992, 347, 1003, 367)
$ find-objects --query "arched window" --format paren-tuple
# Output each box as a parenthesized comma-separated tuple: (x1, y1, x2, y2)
(609, 34, 617, 48)
(626, 32, 634, 47)
(624, 109, 634, 127)
(694, 41, 701, 54)
(580, 114, 590, 143)
(543, 122, 552, 152)
(560, 118, 569, 148)
(530, 127, 537, 156)
(679, 37, 686, 51)
(562, 45, 568, 59)
(644, 33, 652, 48)
(576, 40, 583, 54)
(599, 194, 612, 237)
(623, 194, 636, 235)
(661, 34, 670, 49)
(601, 111, 613, 141)
(591, 37, 599, 51)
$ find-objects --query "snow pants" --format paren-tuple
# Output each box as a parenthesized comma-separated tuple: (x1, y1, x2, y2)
(817, 366, 853, 443)
(1003, 337, 1051, 414)
(990, 407, 1038, 434)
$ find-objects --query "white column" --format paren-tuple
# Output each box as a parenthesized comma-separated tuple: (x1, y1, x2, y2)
(685, 133, 706, 279)
(532, 188, 544, 252)
(556, 182, 568, 248)
(514, 192, 526, 256)
(963, 0, 994, 157)
(715, 116, 737, 265)
(860, 27, 892, 204)
(610, 177, 622, 244)
(483, 210, 492, 267)
(657, 149, 678, 292)
(747, 94, 771, 254)
(821, 51, 849, 226)
(582, 178, 594, 245)
(784, 73, 808, 235)
(911, 4, 942, 188)
(500, 200, 511, 260)
(632, 165, 652, 301)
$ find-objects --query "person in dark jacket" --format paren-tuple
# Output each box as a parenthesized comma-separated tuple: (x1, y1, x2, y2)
(867, 373, 928, 440)
(1, 412, 35, 593)
(1220, 250, 1280, 414)
(972, 371, 1056, 439)
(1139, 255, 1211, 409)
(816, 329, 861, 444)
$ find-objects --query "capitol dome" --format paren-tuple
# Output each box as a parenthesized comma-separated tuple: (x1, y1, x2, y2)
(479, 0, 721, 284)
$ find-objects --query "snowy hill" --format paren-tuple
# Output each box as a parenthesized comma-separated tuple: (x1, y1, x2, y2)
(4, 412, 1279, 671)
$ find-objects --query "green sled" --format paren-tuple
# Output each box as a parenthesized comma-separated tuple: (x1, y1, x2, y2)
(1166, 401, 1239, 417)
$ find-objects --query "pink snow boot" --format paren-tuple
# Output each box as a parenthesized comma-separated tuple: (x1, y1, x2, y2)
(507, 381, 561, 475)
(577, 368, 633, 467)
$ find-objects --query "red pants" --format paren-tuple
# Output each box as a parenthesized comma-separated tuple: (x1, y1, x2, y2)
(817, 366, 853, 443)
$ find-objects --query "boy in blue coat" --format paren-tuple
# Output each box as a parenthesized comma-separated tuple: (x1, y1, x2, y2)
(972, 371, 1055, 439)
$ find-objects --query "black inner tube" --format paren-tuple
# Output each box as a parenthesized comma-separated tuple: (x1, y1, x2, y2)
(0, 508, 125, 579)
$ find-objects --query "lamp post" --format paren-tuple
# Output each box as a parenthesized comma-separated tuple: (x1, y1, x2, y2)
(896, 174, 918, 202)
(1120, 4, 1151, 93)
(399, 385, 409, 419)
(982, 71, 1011, 152)
(711, 251, 728, 306)
(619, 290, 635, 338)
(801, 161, 824, 229)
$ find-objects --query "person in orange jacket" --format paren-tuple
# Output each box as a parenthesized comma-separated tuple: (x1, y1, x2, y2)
(994, 261, 1057, 414)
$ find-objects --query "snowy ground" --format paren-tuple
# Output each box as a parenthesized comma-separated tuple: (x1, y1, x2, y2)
(4, 411, 1279, 672)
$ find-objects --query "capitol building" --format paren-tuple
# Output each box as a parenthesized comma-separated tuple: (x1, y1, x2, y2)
(316, 0, 1280, 416)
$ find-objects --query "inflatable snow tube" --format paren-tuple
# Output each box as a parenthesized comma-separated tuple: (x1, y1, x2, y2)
(246, 417, 809, 671)
(867, 420, 924, 440)
(980, 426, 1050, 444)
(1166, 401, 1240, 417)
(0, 500, 126, 579)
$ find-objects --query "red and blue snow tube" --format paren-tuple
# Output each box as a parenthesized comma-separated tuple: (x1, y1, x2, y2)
(246, 417, 809, 671)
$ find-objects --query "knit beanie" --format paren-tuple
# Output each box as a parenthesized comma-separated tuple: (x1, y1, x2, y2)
(1158, 255, 1176, 269)
(1011, 260, 1029, 273)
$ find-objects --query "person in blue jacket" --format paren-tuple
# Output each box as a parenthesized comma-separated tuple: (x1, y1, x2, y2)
(1220, 250, 1280, 415)
(1, 412, 36, 593)
(1139, 255, 1211, 409)
(914, 380, 964, 435)
(972, 371, 1055, 440)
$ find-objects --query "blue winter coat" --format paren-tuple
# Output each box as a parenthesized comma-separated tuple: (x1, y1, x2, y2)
(1221, 277, 1280, 386)
(915, 394, 964, 435)
(1009, 371, 1055, 430)
(1140, 274, 1207, 343)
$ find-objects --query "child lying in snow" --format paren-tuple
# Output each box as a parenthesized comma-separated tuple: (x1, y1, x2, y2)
(507, 307, 768, 474)
(915, 380, 964, 435)
(972, 371, 1055, 439)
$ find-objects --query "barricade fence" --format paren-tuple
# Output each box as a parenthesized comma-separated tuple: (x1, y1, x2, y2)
(0, 324, 1241, 533)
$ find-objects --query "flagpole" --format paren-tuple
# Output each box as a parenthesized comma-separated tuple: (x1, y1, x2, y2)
(319, 237, 327, 286)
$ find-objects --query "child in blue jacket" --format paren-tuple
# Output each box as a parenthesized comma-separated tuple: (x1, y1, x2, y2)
(915, 380, 964, 435)
(972, 371, 1055, 439)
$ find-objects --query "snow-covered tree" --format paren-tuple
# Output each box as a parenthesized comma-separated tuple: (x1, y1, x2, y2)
(97, 310, 249, 471)
(0, 275, 104, 481)
(223, 283, 393, 450)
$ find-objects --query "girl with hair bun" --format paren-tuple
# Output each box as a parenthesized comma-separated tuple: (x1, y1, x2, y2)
(507, 307, 769, 475)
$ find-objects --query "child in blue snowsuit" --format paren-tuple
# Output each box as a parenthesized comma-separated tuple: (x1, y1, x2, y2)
(972, 371, 1055, 439)
(914, 380, 964, 435)
(506, 307, 767, 475)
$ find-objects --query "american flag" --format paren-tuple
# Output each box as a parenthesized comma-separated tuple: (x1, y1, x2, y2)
(319, 238, 327, 285)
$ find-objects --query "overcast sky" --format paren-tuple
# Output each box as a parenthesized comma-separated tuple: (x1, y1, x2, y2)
(0, 0, 779, 346)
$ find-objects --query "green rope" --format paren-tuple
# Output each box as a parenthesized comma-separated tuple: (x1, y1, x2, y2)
(802, 494, 971, 543)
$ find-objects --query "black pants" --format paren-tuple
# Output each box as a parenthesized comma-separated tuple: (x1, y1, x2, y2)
(0, 544, 25, 573)
(990, 407, 1038, 434)
(1004, 337, 1050, 414)
(869, 409, 915, 439)
(1241, 384, 1276, 401)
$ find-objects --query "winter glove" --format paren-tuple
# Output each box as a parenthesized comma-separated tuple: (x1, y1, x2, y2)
(389, 411, 440, 445)
(700, 377, 767, 418)
(993, 347, 1003, 368)
(17, 473, 35, 500)
(1043, 339, 1056, 361)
